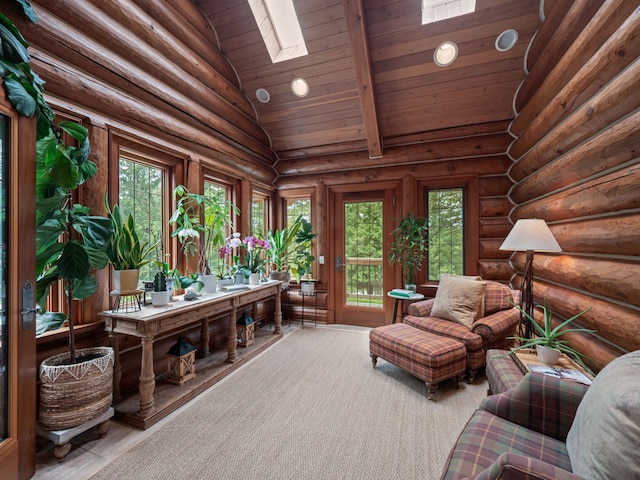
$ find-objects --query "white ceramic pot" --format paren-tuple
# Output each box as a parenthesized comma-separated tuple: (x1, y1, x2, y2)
(249, 273, 260, 285)
(537, 344, 561, 364)
(301, 281, 315, 295)
(199, 274, 217, 293)
(151, 290, 171, 306)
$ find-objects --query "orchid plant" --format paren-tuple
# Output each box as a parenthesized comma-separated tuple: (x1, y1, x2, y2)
(223, 232, 271, 278)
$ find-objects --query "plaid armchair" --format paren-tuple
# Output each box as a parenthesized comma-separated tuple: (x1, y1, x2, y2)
(441, 372, 589, 480)
(442, 350, 640, 480)
(404, 280, 520, 382)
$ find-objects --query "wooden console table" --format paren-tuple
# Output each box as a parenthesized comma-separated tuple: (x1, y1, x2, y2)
(100, 281, 283, 428)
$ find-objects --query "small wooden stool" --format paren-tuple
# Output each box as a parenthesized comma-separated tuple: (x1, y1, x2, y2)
(369, 323, 467, 400)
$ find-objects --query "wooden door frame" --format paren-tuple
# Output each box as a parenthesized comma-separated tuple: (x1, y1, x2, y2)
(0, 85, 37, 479)
(327, 180, 402, 326)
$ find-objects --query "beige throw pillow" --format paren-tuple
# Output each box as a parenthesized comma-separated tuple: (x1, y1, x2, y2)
(431, 274, 486, 328)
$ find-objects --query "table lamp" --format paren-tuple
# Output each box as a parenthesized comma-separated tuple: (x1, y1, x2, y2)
(500, 219, 561, 338)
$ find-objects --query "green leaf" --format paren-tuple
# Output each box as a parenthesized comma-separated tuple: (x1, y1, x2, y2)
(0, 21, 30, 63)
(75, 215, 113, 249)
(2, 74, 35, 116)
(57, 241, 90, 281)
(49, 147, 80, 188)
(71, 275, 98, 300)
(59, 121, 88, 143)
(35, 312, 68, 336)
(15, 1, 38, 23)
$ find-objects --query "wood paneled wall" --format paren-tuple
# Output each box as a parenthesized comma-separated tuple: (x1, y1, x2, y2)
(506, 1, 640, 371)
(276, 121, 516, 285)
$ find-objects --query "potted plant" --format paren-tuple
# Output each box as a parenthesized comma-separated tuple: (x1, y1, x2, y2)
(151, 269, 170, 306)
(169, 185, 237, 292)
(287, 218, 316, 292)
(266, 215, 304, 281)
(105, 199, 156, 292)
(506, 299, 595, 367)
(387, 213, 429, 292)
(4, 3, 117, 430)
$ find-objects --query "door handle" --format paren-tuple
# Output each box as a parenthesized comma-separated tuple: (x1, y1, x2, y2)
(336, 255, 342, 272)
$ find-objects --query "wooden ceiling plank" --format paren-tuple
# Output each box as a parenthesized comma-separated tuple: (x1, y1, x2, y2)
(342, 0, 383, 158)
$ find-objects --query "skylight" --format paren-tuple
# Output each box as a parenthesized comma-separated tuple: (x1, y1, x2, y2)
(248, 0, 308, 63)
(422, 0, 476, 25)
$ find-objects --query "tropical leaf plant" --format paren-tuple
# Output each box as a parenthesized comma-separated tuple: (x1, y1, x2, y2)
(2, 2, 114, 363)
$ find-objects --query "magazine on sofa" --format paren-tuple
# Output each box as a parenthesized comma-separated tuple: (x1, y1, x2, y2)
(526, 364, 593, 385)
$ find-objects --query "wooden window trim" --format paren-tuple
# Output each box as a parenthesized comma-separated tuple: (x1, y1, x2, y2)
(417, 175, 479, 283)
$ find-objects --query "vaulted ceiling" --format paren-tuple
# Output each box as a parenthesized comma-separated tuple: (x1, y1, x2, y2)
(197, 0, 541, 163)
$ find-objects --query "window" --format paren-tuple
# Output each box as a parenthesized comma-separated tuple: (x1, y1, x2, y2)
(427, 188, 464, 280)
(204, 180, 232, 277)
(422, 0, 476, 25)
(118, 157, 165, 282)
(286, 197, 310, 226)
(252, 193, 268, 237)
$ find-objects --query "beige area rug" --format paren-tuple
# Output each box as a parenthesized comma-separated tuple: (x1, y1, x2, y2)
(91, 326, 486, 480)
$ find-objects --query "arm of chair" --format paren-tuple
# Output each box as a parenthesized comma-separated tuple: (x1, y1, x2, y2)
(407, 298, 435, 317)
(471, 307, 519, 342)
(472, 452, 585, 480)
(480, 372, 589, 442)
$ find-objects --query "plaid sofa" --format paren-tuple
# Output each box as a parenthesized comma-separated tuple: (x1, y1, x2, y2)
(404, 280, 520, 382)
(441, 372, 590, 480)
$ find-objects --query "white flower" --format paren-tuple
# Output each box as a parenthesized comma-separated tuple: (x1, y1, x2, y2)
(178, 228, 199, 240)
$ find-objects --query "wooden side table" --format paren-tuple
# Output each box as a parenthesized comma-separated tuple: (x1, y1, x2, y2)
(486, 348, 593, 396)
(387, 291, 424, 324)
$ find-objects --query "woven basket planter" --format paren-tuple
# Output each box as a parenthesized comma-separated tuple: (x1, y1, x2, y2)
(39, 346, 114, 431)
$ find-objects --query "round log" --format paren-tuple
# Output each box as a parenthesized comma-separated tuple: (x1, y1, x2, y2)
(512, 253, 640, 308)
(131, 0, 238, 87)
(509, 59, 640, 179)
(29, 0, 265, 144)
(516, 0, 603, 112)
(512, 10, 640, 156)
(512, 163, 640, 222)
(550, 214, 640, 257)
(513, 0, 634, 131)
(510, 110, 640, 204)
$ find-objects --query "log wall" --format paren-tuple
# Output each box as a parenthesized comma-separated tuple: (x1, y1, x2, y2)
(506, 2, 640, 371)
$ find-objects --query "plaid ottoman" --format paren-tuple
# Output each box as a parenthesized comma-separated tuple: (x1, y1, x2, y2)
(369, 323, 467, 400)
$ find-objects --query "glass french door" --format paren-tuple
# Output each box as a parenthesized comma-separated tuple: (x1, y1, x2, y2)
(0, 89, 37, 479)
(332, 186, 398, 327)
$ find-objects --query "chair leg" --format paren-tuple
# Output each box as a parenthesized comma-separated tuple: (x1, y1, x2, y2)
(468, 369, 477, 384)
(370, 353, 378, 367)
(425, 382, 438, 401)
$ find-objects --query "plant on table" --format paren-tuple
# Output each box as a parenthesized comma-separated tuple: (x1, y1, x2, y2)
(506, 298, 595, 369)
(169, 184, 237, 276)
(387, 213, 429, 290)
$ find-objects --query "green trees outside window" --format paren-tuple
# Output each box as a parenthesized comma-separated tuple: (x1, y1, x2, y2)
(427, 188, 464, 280)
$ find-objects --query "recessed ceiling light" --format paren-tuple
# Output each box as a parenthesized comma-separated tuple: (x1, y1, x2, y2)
(495, 29, 518, 52)
(434, 41, 458, 67)
(291, 78, 309, 97)
(256, 88, 270, 103)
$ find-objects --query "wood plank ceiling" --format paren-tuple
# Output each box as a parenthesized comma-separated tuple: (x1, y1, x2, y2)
(196, 0, 541, 165)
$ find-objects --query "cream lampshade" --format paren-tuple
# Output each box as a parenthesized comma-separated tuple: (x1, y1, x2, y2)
(500, 219, 562, 338)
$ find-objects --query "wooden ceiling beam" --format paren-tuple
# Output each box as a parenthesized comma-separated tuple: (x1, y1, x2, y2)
(342, 0, 383, 158)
